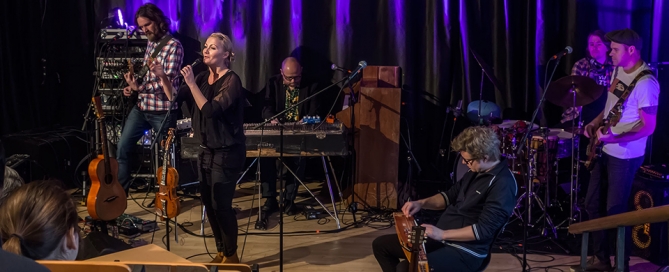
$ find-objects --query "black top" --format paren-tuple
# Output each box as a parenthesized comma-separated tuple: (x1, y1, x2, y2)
(182, 70, 246, 149)
(0, 248, 49, 272)
(261, 74, 323, 121)
(437, 158, 517, 258)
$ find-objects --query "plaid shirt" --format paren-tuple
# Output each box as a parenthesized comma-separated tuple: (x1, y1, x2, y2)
(562, 57, 614, 123)
(137, 36, 183, 111)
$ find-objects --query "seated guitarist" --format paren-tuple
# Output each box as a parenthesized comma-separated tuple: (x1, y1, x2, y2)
(373, 127, 517, 272)
(118, 3, 183, 191)
(575, 28, 660, 272)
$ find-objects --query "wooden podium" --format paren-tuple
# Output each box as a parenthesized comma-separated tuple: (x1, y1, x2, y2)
(336, 65, 402, 209)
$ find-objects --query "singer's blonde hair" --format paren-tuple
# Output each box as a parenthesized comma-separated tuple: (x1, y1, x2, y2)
(208, 33, 235, 66)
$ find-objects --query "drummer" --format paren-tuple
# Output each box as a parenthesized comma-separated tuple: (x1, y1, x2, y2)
(559, 30, 614, 127)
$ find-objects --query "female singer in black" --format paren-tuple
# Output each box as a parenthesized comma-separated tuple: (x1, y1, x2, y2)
(174, 32, 246, 263)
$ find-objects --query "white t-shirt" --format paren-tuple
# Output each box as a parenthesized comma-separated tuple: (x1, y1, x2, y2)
(602, 62, 660, 159)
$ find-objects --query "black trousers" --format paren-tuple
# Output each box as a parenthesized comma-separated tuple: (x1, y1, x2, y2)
(585, 153, 644, 265)
(198, 145, 245, 256)
(259, 157, 306, 201)
(372, 234, 483, 272)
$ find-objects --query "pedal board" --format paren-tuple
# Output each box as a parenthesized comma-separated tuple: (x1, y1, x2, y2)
(85, 214, 158, 238)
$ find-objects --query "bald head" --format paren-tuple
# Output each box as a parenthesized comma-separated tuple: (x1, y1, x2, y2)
(281, 57, 302, 88)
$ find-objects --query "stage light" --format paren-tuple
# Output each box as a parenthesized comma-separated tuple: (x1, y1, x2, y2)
(116, 8, 125, 27)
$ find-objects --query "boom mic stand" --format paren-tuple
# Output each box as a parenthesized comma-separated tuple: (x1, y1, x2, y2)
(253, 76, 348, 272)
(515, 57, 562, 272)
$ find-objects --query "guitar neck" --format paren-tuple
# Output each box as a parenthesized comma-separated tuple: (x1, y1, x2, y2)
(97, 119, 113, 172)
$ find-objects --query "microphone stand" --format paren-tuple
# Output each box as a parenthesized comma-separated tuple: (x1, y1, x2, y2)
(516, 57, 561, 272)
(253, 76, 348, 272)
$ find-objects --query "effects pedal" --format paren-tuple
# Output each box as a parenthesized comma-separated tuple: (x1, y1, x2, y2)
(302, 205, 322, 220)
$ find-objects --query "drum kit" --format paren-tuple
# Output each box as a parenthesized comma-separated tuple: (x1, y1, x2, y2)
(456, 74, 604, 241)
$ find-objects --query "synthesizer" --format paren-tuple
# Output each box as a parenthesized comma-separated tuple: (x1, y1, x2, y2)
(244, 122, 348, 157)
(179, 120, 348, 158)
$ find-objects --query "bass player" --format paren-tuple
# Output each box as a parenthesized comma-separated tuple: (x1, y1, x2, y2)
(576, 28, 660, 272)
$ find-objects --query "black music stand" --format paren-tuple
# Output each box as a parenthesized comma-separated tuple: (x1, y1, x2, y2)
(253, 75, 349, 272)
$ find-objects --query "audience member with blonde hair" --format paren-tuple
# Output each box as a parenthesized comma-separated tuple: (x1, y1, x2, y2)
(0, 180, 79, 261)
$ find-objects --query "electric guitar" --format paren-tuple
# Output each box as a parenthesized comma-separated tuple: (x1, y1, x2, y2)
(155, 128, 181, 219)
(87, 96, 127, 221)
(584, 69, 654, 170)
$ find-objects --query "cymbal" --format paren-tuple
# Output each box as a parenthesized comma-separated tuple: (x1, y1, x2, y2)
(545, 75, 604, 108)
(562, 126, 583, 135)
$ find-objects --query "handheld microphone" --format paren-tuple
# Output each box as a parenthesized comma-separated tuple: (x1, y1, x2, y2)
(177, 59, 202, 79)
(347, 61, 367, 81)
(331, 63, 352, 73)
(551, 46, 573, 60)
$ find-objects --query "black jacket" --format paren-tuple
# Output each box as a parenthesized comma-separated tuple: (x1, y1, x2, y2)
(182, 70, 246, 150)
(436, 158, 517, 258)
(261, 74, 323, 121)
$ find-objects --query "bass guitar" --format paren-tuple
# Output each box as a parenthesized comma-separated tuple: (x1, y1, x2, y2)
(87, 96, 128, 221)
(584, 69, 654, 170)
(155, 128, 181, 219)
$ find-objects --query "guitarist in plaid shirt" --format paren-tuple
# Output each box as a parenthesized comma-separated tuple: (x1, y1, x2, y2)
(119, 3, 184, 191)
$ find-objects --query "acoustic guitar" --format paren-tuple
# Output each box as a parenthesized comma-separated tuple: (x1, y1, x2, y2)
(393, 212, 429, 272)
(87, 96, 127, 221)
(155, 128, 181, 219)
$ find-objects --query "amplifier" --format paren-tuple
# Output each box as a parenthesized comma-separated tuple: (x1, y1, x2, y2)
(100, 28, 147, 41)
(629, 176, 669, 266)
(639, 164, 669, 180)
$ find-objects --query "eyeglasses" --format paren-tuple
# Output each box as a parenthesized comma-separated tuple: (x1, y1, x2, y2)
(282, 74, 302, 81)
(462, 156, 476, 165)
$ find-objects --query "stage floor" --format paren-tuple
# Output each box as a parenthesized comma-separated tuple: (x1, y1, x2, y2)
(75, 180, 660, 272)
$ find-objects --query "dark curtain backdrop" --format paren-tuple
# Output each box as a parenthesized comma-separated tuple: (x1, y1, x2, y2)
(2, 0, 667, 181)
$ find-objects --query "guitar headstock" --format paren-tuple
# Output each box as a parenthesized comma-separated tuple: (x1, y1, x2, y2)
(410, 225, 426, 249)
(165, 128, 176, 147)
(92, 96, 105, 120)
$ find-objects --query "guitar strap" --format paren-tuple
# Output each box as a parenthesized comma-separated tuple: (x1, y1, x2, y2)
(606, 68, 654, 126)
(151, 34, 173, 59)
(137, 34, 173, 82)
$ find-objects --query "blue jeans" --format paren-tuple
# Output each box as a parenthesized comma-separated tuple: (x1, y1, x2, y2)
(584, 152, 644, 265)
(116, 106, 176, 190)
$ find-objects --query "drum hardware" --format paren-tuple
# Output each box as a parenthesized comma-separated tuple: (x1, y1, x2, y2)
(514, 129, 560, 238)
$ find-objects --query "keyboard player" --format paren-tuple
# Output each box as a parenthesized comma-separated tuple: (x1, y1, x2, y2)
(258, 57, 325, 216)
